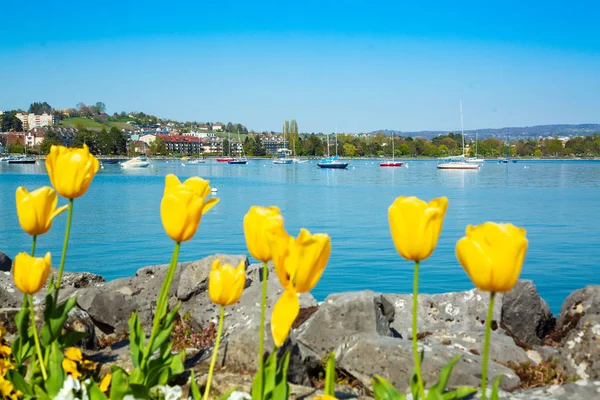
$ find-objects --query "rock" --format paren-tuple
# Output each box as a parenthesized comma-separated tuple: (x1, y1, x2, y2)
(0, 308, 20, 338)
(296, 291, 394, 357)
(77, 289, 150, 335)
(64, 307, 97, 350)
(336, 334, 520, 392)
(384, 288, 503, 338)
(422, 331, 530, 364)
(557, 314, 600, 381)
(61, 271, 106, 289)
(501, 280, 556, 347)
(176, 254, 248, 301)
(0, 252, 12, 272)
(556, 285, 600, 338)
(488, 381, 600, 399)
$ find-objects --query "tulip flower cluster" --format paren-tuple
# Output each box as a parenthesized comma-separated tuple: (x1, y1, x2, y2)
(388, 194, 527, 399)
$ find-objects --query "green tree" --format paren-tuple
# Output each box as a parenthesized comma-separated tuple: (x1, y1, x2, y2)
(6, 141, 25, 154)
(252, 135, 266, 156)
(28, 101, 53, 114)
(534, 149, 542, 157)
(243, 136, 255, 156)
(39, 130, 61, 154)
(72, 128, 99, 153)
(222, 138, 230, 156)
(0, 113, 23, 132)
(343, 143, 357, 157)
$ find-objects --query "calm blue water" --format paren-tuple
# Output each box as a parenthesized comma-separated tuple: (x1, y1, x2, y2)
(1, 159, 599, 315)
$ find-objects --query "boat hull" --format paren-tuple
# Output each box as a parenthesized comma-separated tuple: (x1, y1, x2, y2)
(273, 159, 293, 164)
(437, 163, 479, 170)
(379, 161, 404, 167)
(216, 157, 233, 163)
(7, 159, 36, 164)
(318, 162, 349, 169)
(228, 160, 248, 164)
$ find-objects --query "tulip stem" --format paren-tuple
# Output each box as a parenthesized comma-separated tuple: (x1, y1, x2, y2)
(257, 261, 268, 397)
(412, 261, 426, 399)
(28, 294, 47, 381)
(481, 292, 496, 400)
(204, 306, 225, 400)
(31, 235, 37, 256)
(54, 199, 74, 302)
(141, 241, 180, 370)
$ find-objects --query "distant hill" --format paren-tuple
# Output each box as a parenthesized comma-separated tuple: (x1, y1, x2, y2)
(60, 117, 136, 132)
(370, 124, 600, 139)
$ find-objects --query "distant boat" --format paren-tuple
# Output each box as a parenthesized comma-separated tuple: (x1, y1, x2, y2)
(216, 157, 234, 163)
(121, 157, 149, 168)
(437, 101, 480, 170)
(229, 130, 248, 164)
(273, 125, 293, 164)
(7, 156, 36, 164)
(318, 129, 348, 169)
(380, 131, 404, 167)
(188, 158, 206, 164)
(465, 130, 484, 164)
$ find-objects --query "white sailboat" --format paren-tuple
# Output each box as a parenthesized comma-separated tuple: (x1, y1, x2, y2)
(466, 130, 484, 163)
(437, 101, 480, 170)
(317, 127, 349, 169)
(228, 130, 248, 164)
(379, 131, 404, 167)
(273, 122, 293, 164)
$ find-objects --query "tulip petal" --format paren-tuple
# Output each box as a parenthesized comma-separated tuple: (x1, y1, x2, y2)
(271, 290, 300, 347)
(201, 197, 220, 215)
(293, 230, 331, 293)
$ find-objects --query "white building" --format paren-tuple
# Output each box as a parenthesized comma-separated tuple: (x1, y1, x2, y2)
(16, 113, 54, 130)
(213, 124, 224, 132)
(139, 134, 157, 145)
(25, 128, 46, 147)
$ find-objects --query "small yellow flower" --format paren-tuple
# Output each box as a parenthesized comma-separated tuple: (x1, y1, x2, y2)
(81, 359, 97, 371)
(45, 144, 99, 199)
(270, 228, 331, 347)
(313, 396, 338, 400)
(209, 259, 246, 306)
(99, 373, 112, 393)
(15, 186, 68, 236)
(12, 252, 52, 295)
(62, 358, 82, 380)
(160, 174, 219, 243)
(0, 345, 11, 358)
(456, 222, 528, 293)
(0, 378, 14, 398)
(243, 206, 286, 262)
(0, 359, 14, 378)
(388, 196, 448, 262)
(0, 326, 5, 339)
(64, 347, 83, 362)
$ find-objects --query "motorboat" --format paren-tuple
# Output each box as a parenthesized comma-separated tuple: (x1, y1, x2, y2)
(465, 157, 484, 164)
(437, 156, 480, 170)
(188, 159, 206, 164)
(228, 158, 248, 164)
(273, 157, 293, 164)
(121, 157, 150, 168)
(216, 157, 234, 163)
(7, 155, 36, 164)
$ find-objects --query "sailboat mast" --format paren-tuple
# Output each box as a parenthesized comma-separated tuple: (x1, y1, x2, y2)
(392, 131, 395, 162)
(335, 125, 338, 156)
(460, 100, 465, 156)
(326, 131, 330, 157)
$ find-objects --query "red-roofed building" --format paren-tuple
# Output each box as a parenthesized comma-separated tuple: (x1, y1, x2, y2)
(156, 134, 204, 154)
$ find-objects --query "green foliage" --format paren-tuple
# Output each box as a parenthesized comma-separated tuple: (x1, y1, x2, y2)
(0, 112, 23, 132)
(39, 130, 62, 154)
(372, 355, 476, 400)
(251, 350, 291, 400)
(324, 352, 336, 397)
(29, 101, 53, 114)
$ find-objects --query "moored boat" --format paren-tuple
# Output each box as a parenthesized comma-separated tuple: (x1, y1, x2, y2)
(317, 155, 349, 169)
(121, 157, 150, 168)
(7, 156, 36, 164)
(216, 157, 234, 163)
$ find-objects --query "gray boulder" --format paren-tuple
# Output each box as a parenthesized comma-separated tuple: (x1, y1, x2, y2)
(422, 330, 530, 364)
(77, 289, 149, 334)
(64, 307, 97, 350)
(336, 334, 520, 392)
(0, 252, 11, 272)
(384, 289, 503, 338)
(296, 291, 394, 357)
(501, 280, 555, 347)
(556, 285, 600, 334)
(488, 381, 600, 399)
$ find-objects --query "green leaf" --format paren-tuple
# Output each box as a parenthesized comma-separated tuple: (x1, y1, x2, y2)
(263, 351, 277, 399)
(5, 369, 34, 396)
(150, 303, 181, 356)
(426, 390, 444, 400)
(128, 311, 144, 368)
(44, 342, 65, 398)
(442, 387, 477, 399)
(429, 355, 462, 393)
(274, 350, 290, 400)
(11, 302, 34, 367)
(490, 374, 503, 400)
(110, 366, 132, 400)
(41, 295, 77, 347)
(59, 331, 90, 348)
(190, 370, 202, 400)
(371, 375, 406, 400)
(34, 384, 52, 400)
(324, 352, 336, 397)
(410, 370, 420, 400)
(87, 381, 109, 400)
(170, 349, 186, 376)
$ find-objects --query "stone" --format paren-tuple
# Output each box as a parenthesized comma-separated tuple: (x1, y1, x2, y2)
(296, 291, 394, 357)
(487, 381, 600, 400)
(384, 288, 503, 338)
(556, 314, 600, 381)
(64, 307, 97, 350)
(422, 331, 530, 364)
(556, 285, 600, 337)
(176, 254, 248, 301)
(501, 280, 556, 347)
(0, 252, 12, 272)
(336, 334, 520, 393)
(77, 290, 149, 334)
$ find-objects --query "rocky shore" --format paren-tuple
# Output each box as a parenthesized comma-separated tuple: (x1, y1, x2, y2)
(0, 252, 598, 399)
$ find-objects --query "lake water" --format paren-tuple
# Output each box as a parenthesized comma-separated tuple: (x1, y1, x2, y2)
(1, 159, 599, 314)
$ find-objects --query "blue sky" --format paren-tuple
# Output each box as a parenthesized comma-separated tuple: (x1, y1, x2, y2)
(1, 1, 599, 133)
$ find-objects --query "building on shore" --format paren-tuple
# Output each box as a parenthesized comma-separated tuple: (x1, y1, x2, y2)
(16, 113, 55, 130)
(156, 133, 203, 154)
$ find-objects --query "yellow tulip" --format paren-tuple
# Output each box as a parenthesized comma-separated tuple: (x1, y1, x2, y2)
(270, 228, 331, 346)
(99, 373, 112, 393)
(243, 206, 287, 262)
(15, 186, 67, 236)
(456, 222, 528, 293)
(160, 174, 219, 243)
(61, 358, 82, 380)
(64, 347, 83, 362)
(45, 144, 99, 199)
(12, 252, 52, 295)
(208, 259, 246, 306)
(271, 290, 300, 347)
(388, 196, 448, 262)
(272, 228, 331, 293)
